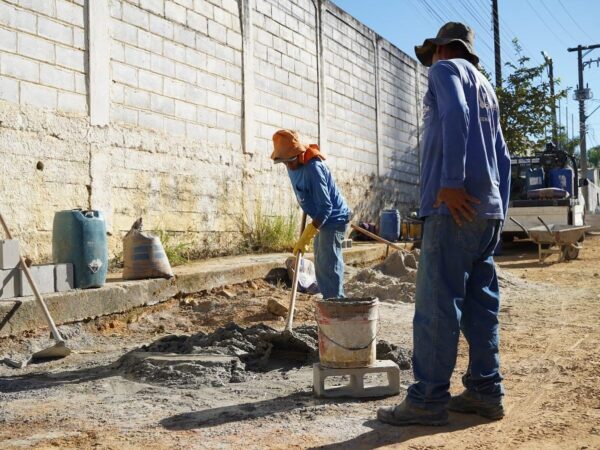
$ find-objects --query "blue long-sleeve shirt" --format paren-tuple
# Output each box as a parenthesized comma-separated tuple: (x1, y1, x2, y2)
(287, 159, 350, 227)
(419, 59, 511, 220)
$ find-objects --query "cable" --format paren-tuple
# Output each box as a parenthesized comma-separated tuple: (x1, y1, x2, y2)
(557, 0, 595, 43)
(458, 0, 519, 66)
(524, 0, 570, 47)
(539, 0, 579, 45)
(420, 0, 445, 24)
(407, 0, 439, 28)
(421, 0, 494, 74)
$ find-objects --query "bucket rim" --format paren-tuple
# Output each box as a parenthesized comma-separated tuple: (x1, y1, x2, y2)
(317, 296, 379, 305)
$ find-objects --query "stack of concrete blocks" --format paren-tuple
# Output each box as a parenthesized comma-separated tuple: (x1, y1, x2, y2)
(0, 240, 74, 299)
(0, 240, 21, 299)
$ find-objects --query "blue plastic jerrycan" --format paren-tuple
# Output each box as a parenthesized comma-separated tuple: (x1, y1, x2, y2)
(52, 209, 108, 289)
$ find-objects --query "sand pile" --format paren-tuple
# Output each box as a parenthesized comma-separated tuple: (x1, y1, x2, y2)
(345, 250, 419, 302)
(118, 323, 411, 387)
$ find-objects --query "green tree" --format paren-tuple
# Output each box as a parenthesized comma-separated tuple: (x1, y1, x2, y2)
(588, 146, 600, 167)
(555, 132, 580, 155)
(496, 40, 567, 155)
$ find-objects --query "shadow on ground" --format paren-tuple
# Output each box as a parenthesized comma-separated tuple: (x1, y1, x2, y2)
(161, 391, 366, 430)
(309, 414, 488, 449)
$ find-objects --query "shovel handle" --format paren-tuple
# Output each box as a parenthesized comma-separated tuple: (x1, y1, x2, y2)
(0, 213, 64, 343)
(284, 212, 308, 332)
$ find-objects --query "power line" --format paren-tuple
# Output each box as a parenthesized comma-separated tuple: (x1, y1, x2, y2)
(557, 0, 595, 43)
(524, 0, 570, 47)
(460, 0, 519, 66)
(421, 0, 494, 74)
(407, 0, 438, 28)
(538, 0, 579, 44)
(419, 0, 445, 24)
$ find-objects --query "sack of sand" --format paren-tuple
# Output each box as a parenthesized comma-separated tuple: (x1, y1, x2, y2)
(122, 218, 174, 280)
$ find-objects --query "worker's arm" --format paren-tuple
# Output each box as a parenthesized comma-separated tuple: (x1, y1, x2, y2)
(430, 61, 480, 225)
(292, 162, 332, 255)
(308, 162, 333, 229)
(496, 126, 511, 220)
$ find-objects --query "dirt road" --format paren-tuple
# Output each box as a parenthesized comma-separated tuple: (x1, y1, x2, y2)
(1, 238, 599, 449)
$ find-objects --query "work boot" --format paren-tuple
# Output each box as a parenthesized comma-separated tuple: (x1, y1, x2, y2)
(448, 390, 504, 420)
(377, 398, 449, 426)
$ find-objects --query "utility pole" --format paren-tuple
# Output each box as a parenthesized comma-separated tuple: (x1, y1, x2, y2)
(568, 43, 600, 207)
(542, 52, 557, 144)
(492, 0, 501, 88)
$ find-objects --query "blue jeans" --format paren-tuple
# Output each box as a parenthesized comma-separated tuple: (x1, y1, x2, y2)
(314, 223, 347, 299)
(407, 215, 504, 410)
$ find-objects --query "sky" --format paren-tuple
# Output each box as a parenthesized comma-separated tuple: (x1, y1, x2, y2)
(333, 0, 600, 148)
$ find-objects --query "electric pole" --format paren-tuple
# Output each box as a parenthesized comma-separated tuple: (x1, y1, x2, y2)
(492, 0, 501, 88)
(568, 43, 600, 208)
(542, 51, 557, 144)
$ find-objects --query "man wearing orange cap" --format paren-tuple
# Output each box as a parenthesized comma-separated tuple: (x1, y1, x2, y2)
(271, 130, 351, 299)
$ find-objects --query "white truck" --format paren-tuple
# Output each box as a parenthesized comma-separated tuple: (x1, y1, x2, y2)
(503, 146, 585, 242)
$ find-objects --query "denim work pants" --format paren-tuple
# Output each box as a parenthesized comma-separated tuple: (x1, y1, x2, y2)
(313, 223, 347, 299)
(407, 215, 504, 410)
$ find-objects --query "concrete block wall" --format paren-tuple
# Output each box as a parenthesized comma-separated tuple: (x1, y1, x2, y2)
(0, 0, 87, 113)
(0, 0, 425, 260)
(322, 5, 377, 175)
(248, 0, 319, 214)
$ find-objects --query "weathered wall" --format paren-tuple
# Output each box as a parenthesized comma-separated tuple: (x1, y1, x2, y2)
(0, 0, 425, 260)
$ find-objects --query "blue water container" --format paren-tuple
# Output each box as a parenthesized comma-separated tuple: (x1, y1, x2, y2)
(526, 168, 545, 191)
(549, 168, 574, 196)
(52, 210, 108, 289)
(380, 209, 401, 242)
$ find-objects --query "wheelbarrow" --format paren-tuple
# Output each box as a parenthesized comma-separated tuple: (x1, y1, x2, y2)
(509, 216, 590, 263)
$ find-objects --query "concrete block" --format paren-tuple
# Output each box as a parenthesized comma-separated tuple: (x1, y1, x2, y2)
(21, 83, 57, 110)
(0, 269, 20, 299)
(122, 3, 149, 30)
(1, 53, 40, 83)
(56, 46, 85, 72)
(313, 360, 400, 399)
(57, 92, 87, 114)
(56, 0, 85, 27)
(208, 19, 227, 44)
(187, 10, 207, 34)
(0, 76, 19, 103)
(0, 239, 19, 270)
(38, 17, 73, 46)
(140, 0, 164, 16)
(19, 265, 55, 297)
(54, 263, 74, 292)
(15, 8, 37, 33)
(18, 32, 55, 63)
(0, 27, 17, 52)
(165, 1, 186, 24)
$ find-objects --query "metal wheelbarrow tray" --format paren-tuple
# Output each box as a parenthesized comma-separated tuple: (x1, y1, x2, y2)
(510, 216, 590, 263)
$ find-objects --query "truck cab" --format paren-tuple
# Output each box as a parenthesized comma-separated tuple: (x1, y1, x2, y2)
(503, 144, 585, 241)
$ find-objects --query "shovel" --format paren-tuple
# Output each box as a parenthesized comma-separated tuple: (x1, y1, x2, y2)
(0, 213, 71, 362)
(284, 212, 307, 331)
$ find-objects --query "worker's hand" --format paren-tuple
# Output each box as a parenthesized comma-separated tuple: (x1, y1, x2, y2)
(433, 187, 480, 226)
(293, 223, 319, 255)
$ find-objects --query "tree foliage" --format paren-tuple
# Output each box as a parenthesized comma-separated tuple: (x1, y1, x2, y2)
(496, 40, 567, 155)
(588, 146, 600, 167)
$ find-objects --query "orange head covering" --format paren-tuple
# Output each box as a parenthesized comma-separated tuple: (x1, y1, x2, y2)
(271, 130, 325, 164)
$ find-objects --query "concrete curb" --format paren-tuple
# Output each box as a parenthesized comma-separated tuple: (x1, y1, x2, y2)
(0, 244, 391, 337)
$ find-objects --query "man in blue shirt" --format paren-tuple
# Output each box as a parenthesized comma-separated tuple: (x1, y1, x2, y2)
(378, 22, 511, 426)
(271, 130, 351, 299)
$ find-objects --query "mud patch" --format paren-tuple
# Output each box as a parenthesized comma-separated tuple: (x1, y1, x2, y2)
(117, 323, 411, 388)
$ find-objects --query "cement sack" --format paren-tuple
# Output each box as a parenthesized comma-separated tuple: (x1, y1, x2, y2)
(123, 218, 174, 280)
(286, 256, 319, 294)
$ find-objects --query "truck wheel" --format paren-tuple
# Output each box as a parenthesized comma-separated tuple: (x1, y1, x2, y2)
(563, 246, 579, 260)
